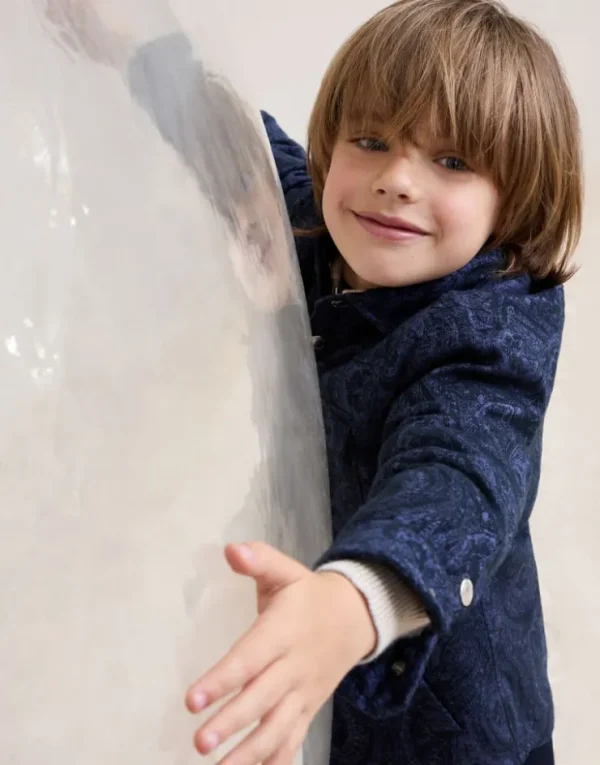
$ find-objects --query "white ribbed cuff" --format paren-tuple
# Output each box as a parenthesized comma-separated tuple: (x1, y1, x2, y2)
(318, 559, 431, 663)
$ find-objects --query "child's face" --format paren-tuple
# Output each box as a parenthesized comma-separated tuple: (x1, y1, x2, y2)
(321, 128, 500, 289)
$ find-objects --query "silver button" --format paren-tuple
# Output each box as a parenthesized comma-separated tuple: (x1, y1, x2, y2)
(312, 336, 325, 350)
(391, 660, 406, 677)
(460, 578, 474, 607)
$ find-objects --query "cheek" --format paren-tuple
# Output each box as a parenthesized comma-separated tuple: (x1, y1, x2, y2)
(321, 170, 338, 228)
(322, 162, 358, 233)
(323, 153, 342, 190)
(435, 185, 499, 244)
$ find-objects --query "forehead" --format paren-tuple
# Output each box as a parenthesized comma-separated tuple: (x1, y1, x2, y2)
(341, 112, 457, 148)
(341, 94, 454, 133)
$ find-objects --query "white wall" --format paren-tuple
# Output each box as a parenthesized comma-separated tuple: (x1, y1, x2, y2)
(175, 1, 598, 762)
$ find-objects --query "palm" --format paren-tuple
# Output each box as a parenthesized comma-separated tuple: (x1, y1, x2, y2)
(224, 542, 309, 614)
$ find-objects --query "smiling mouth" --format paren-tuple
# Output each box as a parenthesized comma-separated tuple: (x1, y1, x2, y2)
(352, 212, 429, 242)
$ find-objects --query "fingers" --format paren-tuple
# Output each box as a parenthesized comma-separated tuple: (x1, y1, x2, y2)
(194, 658, 290, 755)
(214, 694, 306, 765)
(186, 620, 285, 713)
(186, 543, 319, 765)
(262, 718, 311, 765)
(225, 542, 308, 595)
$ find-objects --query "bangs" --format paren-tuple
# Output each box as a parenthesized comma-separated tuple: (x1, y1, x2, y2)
(306, 0, 582, 283)
(318, 4, 532, 186)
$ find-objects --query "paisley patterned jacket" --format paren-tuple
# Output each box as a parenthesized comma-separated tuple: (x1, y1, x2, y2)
(262, 112, 561, 765)
(128, 32, 561, 764)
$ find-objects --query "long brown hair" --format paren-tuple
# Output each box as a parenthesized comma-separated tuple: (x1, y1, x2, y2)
(304, 0, 582, 282)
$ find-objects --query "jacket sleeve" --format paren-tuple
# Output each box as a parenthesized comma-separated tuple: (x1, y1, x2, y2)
(318, 558, 430, 660)
(259, 112, 316, 226)
(316, 286, 564, 717)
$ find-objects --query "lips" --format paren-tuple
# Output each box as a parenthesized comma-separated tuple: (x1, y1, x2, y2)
(352, 211, 429, 242)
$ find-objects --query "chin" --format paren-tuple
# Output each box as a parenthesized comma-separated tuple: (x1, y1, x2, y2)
(348, 261, 418, 289)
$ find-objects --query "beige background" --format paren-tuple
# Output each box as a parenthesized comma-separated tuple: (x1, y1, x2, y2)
(0, 2, 590, 763)
(173, 1, 598, 761)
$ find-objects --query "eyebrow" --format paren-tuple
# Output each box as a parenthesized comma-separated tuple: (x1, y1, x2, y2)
(344, 110, 387, 128)
(412, 132, 460, 152)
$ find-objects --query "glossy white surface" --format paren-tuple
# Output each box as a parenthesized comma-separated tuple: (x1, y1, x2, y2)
(0, 3, 331, 763)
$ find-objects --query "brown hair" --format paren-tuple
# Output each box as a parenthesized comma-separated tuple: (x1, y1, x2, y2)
(305, 0, 582, 282)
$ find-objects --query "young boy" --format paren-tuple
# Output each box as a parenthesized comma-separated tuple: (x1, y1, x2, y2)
(47, 1, 582, 764)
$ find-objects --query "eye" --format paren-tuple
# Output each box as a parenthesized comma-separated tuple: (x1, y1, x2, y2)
(352, 137, 389, 152)
(436, 156, 470, 172)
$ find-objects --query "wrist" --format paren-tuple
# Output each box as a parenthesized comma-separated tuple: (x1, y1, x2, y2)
(316, 571, 378, 663)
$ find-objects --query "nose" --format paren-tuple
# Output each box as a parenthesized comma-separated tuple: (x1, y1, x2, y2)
(371, 152, 421, 201)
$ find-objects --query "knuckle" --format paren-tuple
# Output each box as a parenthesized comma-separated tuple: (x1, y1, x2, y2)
(285, 689, 305, 716)
(291, 718, 310, 749)
(251, 721, 284, 762)
(226, 654, 252, 687)
(278, 739, 302, 765)
(219, 706, 250, 739)
(282, 736, 300, 756)
(227, 740, 270, 765)
(251, 742, 271, 764)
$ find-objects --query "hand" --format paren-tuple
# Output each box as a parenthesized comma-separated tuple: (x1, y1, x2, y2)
(42, 0, 181, 69)
(185, 542, 377, 765)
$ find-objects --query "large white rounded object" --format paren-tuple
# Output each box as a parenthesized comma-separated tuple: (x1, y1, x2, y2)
(0, 3, 331, 763)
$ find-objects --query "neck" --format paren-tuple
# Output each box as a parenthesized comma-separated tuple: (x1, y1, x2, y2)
(342, 260, 375, 291)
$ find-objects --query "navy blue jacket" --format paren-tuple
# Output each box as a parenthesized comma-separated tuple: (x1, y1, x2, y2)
(128, 35, 561, 765)
(262, 113, 561, 765)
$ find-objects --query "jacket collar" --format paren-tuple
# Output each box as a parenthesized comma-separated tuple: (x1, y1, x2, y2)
(313, 233, 512, 335)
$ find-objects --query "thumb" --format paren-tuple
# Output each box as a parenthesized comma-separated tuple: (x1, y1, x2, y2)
(224, 542, 309, 595)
